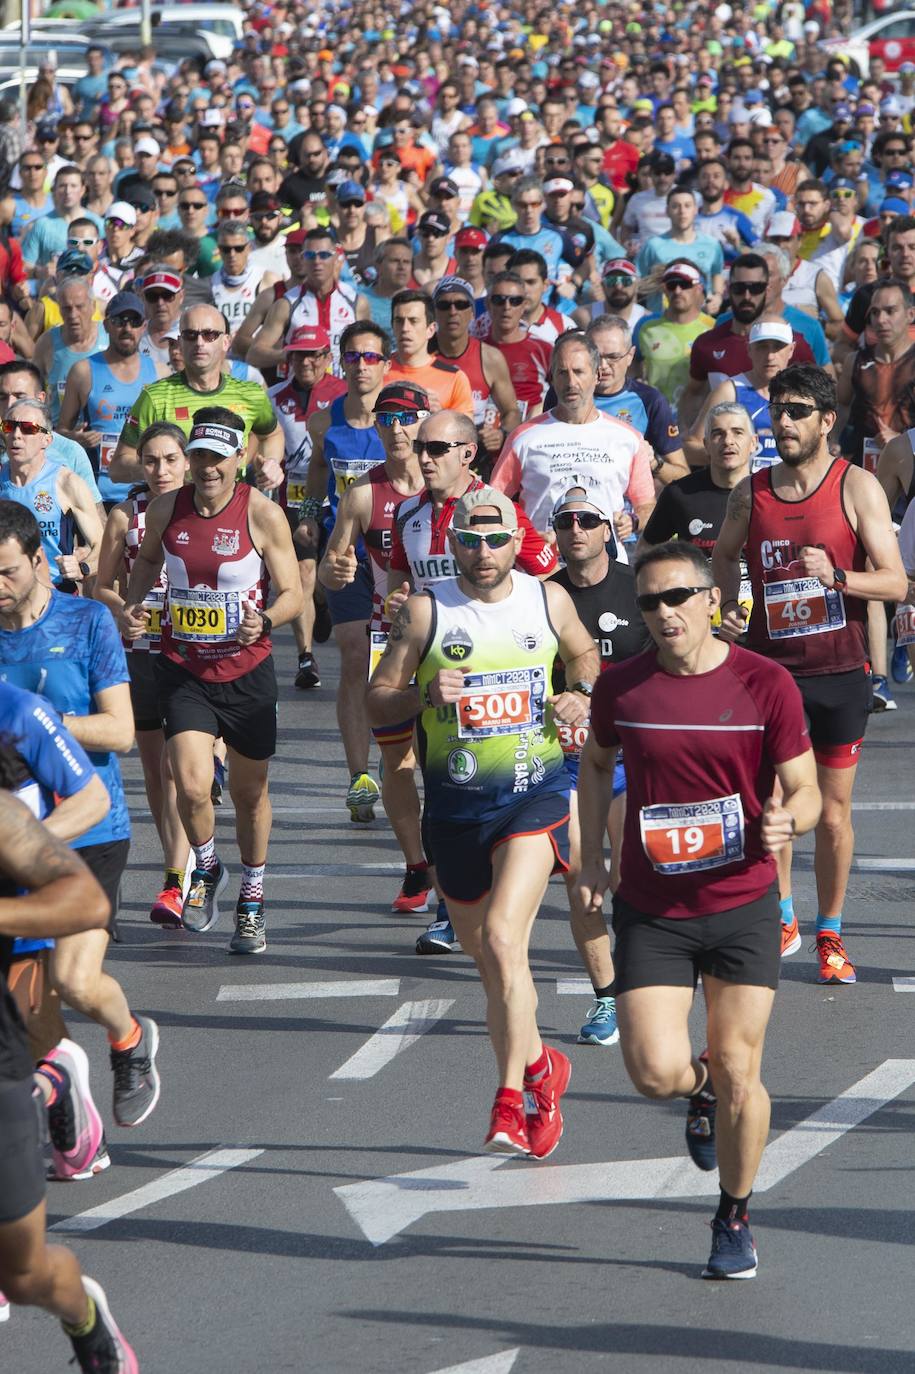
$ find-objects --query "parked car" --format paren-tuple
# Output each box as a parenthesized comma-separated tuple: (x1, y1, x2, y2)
(820, 12, 915, 77)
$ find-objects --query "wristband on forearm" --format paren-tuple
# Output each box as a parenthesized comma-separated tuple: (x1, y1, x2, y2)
(300, 496, 323, 520)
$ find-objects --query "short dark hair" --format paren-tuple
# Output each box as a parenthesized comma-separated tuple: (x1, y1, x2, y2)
(138, 421, 188, 455)
(338, 319, 392, 357)
(303, 224, 334, 245)
(482, 241, 513, 265)
(506, 248, 548, 279)
(490, 270, 525, 291)
(146, 228, 196, 265)
(886, 214, 915, 245)
(391, 289, 434, 324)
(768, 363, 837, 413)
(870, 277, 914, 311)
(191, 404, 244, 433)
(796, 177, 829, 198)
(0, 359, 42, 390)
(0, 498, 41, 558)
(633, 539, 713, 585)
(731, 252, 769, 279)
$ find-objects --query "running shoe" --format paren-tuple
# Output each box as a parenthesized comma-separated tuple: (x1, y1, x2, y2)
(110, 1014, 160, 1128)
(41, 1040, 104, 1182)
(416, 902, 459, 954)
(392, 868, 432, 912)
(871, 674, 897, 711)
(48, 1134, 110, 1183)
(577, 995, 619, 1045)
(702, 1216, 758, 1280)
(0, 1292, 8, 1323)
(816, 931, 857, 984)
(524, 1046, 571, 1159)
(182, 859, 228, 933)
(891, 642, 913, 684)
(229, 901, 267, 955)
(346, 772, 380, 823)
(313, 597, 332, 644)
(211, 756, 226, 806)
(686, 1088, 718, 1171)
(780, 914, 801, 958)
(295, 650, 321, 690)
(149, 884, 183, 929)
(484, 1094, 531, 1156)
(66, 1276, 139, 1374)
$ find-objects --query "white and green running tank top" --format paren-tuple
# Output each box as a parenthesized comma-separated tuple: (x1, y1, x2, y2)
(417, 572, 568, 825)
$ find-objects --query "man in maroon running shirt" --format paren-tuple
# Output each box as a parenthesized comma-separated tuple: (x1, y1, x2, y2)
(577, 539, 820, 1281)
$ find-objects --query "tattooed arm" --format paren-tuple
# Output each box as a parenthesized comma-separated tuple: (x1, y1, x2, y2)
(0, 791, 110, 938)
(711, 477, 752, 643)
(365, 594, 432, 725)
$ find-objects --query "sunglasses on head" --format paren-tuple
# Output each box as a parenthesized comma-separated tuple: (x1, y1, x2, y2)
(636, 585, 710, 613)
(554, 510, 605, 531)
(413, 438, 466, 456)
(2, 418, 47, 436)
(768, 400, 820, 420)
(730, 280, 766, 296)
(453, 528, 513, 550)
(375, 409, 425, 426)
(490, 293, 524, 307)
(435, 298, 472, 312)
(342, 349, 384, 365)
(181, 327, 224, 342)
(303, 249, 334, 260)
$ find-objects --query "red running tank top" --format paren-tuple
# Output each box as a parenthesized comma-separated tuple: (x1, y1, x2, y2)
(365, 463, 423, 629)
(160, 483, 271, 681)
(440, 337, 491, 426)
(744, 459, 867, 675)
(122, 487, 168, 655)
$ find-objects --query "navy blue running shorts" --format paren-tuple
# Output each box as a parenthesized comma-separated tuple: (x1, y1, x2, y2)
(429, 788, 570, 904)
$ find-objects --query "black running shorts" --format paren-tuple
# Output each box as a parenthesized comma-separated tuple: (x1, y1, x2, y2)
(75, 838, 130, 939)
(0, 1076, 45, 1224)
(429, 789, 570, 905)
(128, 652, 161, 733)
(611, 884, 781, 994)
(794, 668, 869, 769)
(156, 655, 278, 760)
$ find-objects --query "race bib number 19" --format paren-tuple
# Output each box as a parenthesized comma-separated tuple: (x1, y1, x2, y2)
(640, 793, 745, 874)
(764, 577, 845, 639)
(169, 587, 241, 642)
(457, 666, 545, 739)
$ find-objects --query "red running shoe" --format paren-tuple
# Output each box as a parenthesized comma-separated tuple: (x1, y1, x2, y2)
(484, 1093, 530, 1156)
(391, 868, 432, 913)
(150, 885, 183, 928)
(816, 931, 856, 984)
(524, 1046, 572, 1159)
(780, 914, 801, 958)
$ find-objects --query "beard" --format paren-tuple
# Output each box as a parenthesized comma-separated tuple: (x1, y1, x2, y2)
(776, 429, 821, 466)
(732, 298, 763, 323)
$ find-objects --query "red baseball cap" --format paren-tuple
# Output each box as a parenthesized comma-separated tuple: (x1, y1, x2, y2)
(287, 324, 331, 351)
(141, 269, 182, 294)
(285, 227, 308, 246)
(373, 382, 431, 413)
(455, 226, 489, 249)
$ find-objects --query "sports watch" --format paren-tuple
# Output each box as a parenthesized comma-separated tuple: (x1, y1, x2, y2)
(571, 681, 593, 698)
(832, 568, 847, 588)
(259, 612, 273, 637)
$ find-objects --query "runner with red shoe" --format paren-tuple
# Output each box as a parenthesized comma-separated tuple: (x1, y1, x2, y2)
(577, 539, 820, 1278)
(712, 364, 908, 985)
(368, 486, 598, 1158)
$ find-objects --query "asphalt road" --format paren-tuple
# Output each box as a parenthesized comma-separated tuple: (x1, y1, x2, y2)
(5, 629, 915, 1374)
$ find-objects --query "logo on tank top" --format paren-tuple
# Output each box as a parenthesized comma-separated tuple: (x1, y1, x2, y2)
(176, 530, 190, 544)
(212, 528, 240, 557)
(442, 626, 474, 662)
(512, 628, 542, 651)
(447, 748, 478, 783)
(689, 518, 711, 536)
(33, 490, 53, 513)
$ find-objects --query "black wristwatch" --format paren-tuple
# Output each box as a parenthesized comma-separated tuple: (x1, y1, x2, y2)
(571, 680, 593, 698)
(831, 567, 847, 588)
(78, 560, 91, 578)
(259, 612, 273, 637)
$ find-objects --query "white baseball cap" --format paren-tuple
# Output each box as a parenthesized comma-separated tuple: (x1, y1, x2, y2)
(748, 319, 793, 347)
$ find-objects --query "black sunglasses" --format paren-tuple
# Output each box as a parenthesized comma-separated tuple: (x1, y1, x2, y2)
(412, 439, 466, 457)
(435, 298, 473, 312)
(730, 281, 767, 296)
(636, 585, 711, 613)
(554, 511, 606, 531)
(490, 293, 524, 307)
(768, 401, 820, 421)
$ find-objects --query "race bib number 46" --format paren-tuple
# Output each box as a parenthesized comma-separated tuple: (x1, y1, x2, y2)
(457, 666, 546, 739)
(640, 793, 745, 875)
(764, 577, 845, 639)
(169, 587, 241, 642)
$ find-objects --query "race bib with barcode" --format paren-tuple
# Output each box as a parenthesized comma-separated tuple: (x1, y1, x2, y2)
(457, 666, 546, 740)
(639, 793, 745, 874)
(763, 576, 845, 639)
(169, 587, 242, 642)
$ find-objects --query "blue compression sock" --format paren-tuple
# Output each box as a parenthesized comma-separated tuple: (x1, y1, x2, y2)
(816, 913, 842, 935)
(779, 895, 795, 928)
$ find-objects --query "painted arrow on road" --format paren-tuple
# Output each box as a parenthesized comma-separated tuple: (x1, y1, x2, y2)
(335, 1059, 915, 1245)
(427, 1350, 520, 1374)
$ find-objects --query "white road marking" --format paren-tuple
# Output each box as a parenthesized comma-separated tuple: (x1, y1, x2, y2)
(853, 802, 915, 810)
(852, 858, 915, 872)
(556, 978, 593, 995)
(51, 1147, 264, 1234)
(329, 999, 455, 1080)
(217, 978, 401, 1002)
(273, 863, 406, 877)
(427, 1350, 521, 1374)
(335, 1059, 915, 1245)
(893, 978, 915, 992)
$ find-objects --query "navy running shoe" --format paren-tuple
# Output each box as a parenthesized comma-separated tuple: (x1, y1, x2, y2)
(685, 1089, 717, 1171)
(702, 1216, 758, 1279)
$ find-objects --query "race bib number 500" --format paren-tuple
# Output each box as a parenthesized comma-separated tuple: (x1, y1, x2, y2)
(457, 666, 546, 739)
(169, 587, 241, 643)
(640, 793, 745, 875)
(764, 577, 845, 640)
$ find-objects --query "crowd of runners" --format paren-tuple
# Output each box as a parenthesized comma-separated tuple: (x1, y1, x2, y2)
(1, 0, 915, 1364)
